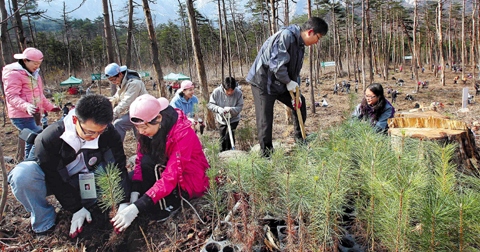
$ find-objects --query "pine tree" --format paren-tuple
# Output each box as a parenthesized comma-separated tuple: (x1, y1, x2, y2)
(95, 163, 125, 217)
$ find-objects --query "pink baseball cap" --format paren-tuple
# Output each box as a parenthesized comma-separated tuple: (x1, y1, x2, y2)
(14, 47, 43, 61)
(179, 80, 194, 92)
(129, 94, 169, 124)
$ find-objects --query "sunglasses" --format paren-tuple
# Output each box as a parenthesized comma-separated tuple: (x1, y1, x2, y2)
(130, 116, 159, 125)
(78, 121, 108, 136)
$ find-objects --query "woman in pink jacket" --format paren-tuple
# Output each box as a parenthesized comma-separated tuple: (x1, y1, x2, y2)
(112, 94, 210, 232)
(2, 47, 60, 158)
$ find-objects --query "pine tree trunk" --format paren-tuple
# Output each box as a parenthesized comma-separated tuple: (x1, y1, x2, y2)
(26, 9, 36, 47)
(308, 0, 314, 114)
(178, 0, 192, 79)
(221, 0, 232, 77)
(361, 0, 366, 90)
(109, 0, 122, 64)
(186, 0, 215, 129)
(352, 2, 359, 82)
(269, 0, 276, 34)
(11, 0, 25, 50)
(62, 3, 72, 76)
(332, 2, 338, 87)
(125, 0, 134, 67)
(229, 1, 243, 77)
(345, 0, 351, 81)
(471, 0, 477, 80)
(102, 0, 116, 95)
(217, 0, 224, 84)
(365, 0, 372, 84)
(461, 0, 466, 81)
(141, 0, 166, 97)
(0, 0, 10, 126)
(448, 4, 453, 66)
(413, 0, 419, 93)
(437, 0, 445, 86)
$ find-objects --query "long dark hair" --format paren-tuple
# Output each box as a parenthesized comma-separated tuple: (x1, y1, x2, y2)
(18, 59, 33, 74)
(358, 83, 387, 122)
(138, 106, 178, 165)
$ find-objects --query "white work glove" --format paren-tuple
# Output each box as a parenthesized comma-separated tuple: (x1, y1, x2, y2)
(286, 80, 299, 92)
(69, 207, 92, 238)
(217, 107, 225, 114)
(118, 203, 129, 213)
(111, 204, 139, 233)
(26, 103, 38, 116)
(115, 191, 140, 224)
(224, 107, 232, 113)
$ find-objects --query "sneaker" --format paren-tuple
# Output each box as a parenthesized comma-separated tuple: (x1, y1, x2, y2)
(155, 205, 180, 222)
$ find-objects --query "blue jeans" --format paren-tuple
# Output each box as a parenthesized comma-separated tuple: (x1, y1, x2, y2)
(10, 117, 42, 159)
(7, 161, 56, 233)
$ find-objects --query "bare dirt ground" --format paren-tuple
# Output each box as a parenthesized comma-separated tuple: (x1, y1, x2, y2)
(0, 66, 479, 251)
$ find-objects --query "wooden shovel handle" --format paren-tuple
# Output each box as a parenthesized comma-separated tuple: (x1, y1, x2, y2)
(289, 87, 306, 140)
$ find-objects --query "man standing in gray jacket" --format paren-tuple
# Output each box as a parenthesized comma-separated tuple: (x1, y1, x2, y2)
(246, 17, 328, 157)
(207, 77, 244, 151)
(105, 63, 148, 142)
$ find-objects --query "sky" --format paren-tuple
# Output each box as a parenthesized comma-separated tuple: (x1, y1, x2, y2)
(37, 0, 241, 24)
(36, 0, 308, 25)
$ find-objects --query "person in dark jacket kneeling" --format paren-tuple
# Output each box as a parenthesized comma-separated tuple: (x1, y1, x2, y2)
(8, 94, 128, 238)
(352, 83, 395, 133)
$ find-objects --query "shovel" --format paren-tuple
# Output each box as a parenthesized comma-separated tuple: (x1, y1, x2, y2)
(289, 86, 306, 140)
(223, 112, 235, 150)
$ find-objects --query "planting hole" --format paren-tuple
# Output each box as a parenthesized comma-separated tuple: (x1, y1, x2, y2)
(223, 245, 235, 252)
(205, 242, 221, 252)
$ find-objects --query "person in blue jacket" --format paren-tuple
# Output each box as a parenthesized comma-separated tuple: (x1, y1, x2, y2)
(352, 83, 395, 133)
(170, 80, 198, 118)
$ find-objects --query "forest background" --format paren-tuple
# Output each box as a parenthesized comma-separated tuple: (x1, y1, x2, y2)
(0, 0, 480, 251)
(0, 0, 478, 129)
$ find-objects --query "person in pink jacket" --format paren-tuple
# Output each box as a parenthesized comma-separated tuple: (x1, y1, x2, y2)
(111, 94, 210, 232)
(2, 47, 60, 158)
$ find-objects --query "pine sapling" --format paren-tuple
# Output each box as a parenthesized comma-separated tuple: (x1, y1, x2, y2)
(95, 163, 125, 217)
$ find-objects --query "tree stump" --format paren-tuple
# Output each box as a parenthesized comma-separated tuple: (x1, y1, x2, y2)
(388, 111, 480, 176)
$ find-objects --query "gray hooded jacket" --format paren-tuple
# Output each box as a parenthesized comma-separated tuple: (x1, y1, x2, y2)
(207, 85, 244, 125)
(110, 70, 148, 118)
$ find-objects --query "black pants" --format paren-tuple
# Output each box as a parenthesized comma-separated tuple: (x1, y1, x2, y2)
(251, 85, 306, 156)
(130, 155, 188, 215)
(219, 121, 239, 151)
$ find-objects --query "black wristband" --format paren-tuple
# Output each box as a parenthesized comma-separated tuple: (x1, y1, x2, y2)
(133, 194, 154, 212)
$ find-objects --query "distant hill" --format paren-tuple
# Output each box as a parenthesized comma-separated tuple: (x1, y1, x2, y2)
(37, 0, 310, 25)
